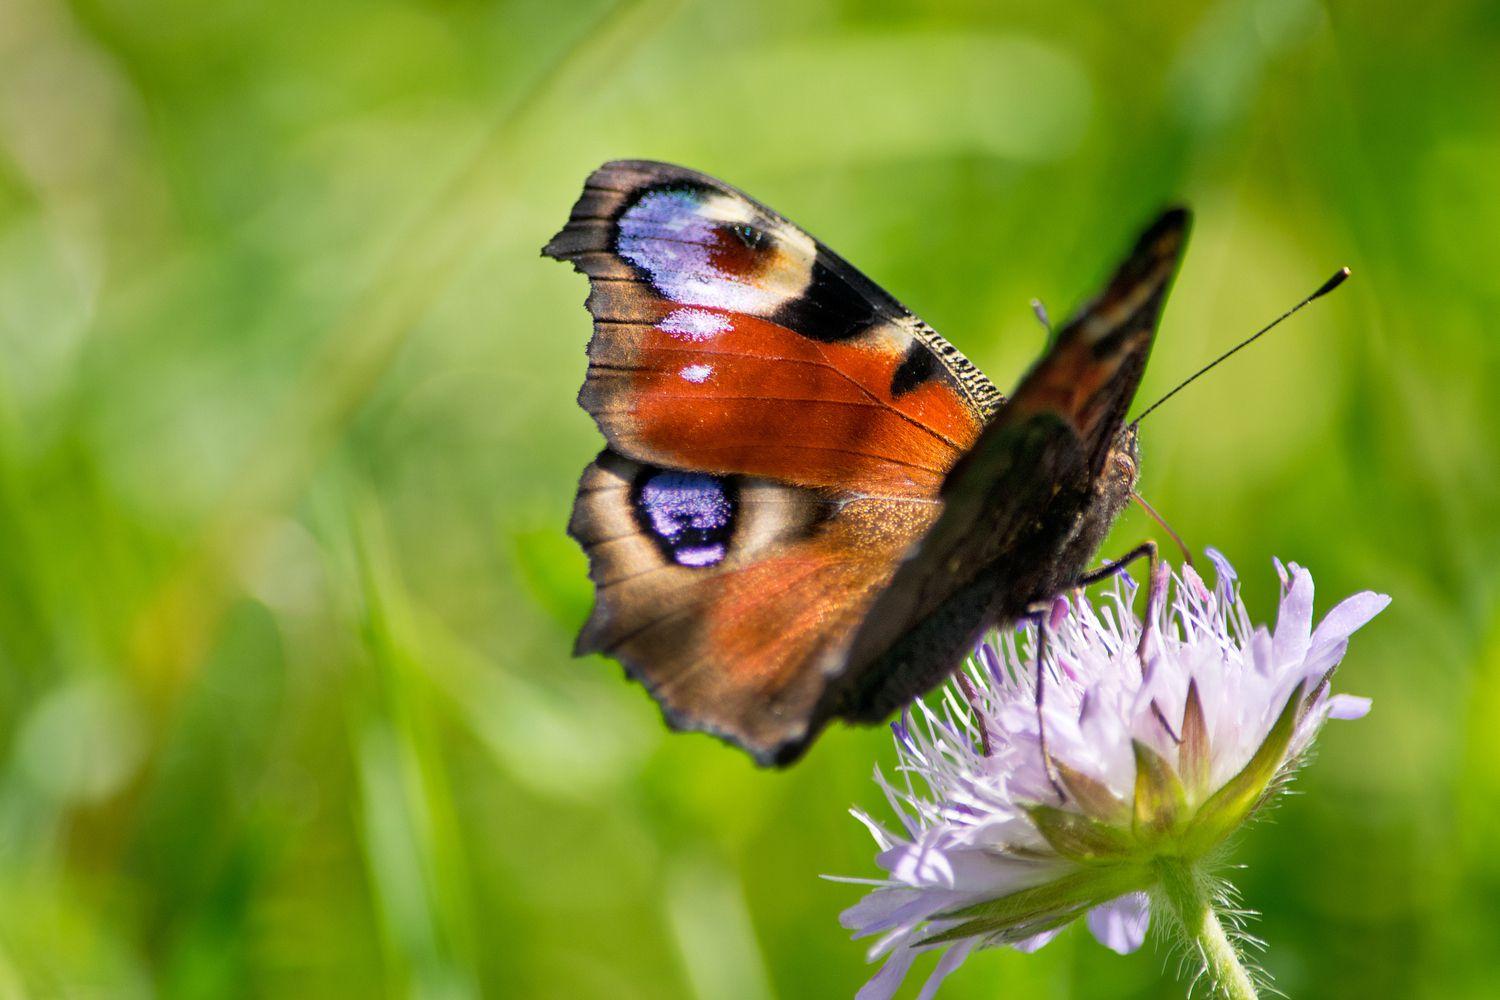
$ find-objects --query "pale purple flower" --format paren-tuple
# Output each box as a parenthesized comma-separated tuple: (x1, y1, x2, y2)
(834, 553, 1388, 1000)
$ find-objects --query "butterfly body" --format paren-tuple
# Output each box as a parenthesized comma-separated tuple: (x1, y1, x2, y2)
(831, 420, 1141, 727)
(545, 161, 1185, 765)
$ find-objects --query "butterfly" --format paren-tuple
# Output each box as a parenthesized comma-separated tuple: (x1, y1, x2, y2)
(544, 160, 1186, 766)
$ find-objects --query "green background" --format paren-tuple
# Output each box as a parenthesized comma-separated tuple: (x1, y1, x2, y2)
(1, 0, 1496, 997)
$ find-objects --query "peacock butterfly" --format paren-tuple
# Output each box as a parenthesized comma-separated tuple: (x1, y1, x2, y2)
(544, 161, 1186, 766)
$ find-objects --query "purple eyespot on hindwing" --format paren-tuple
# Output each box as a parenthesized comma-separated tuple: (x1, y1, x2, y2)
(633, 468, 736, 568)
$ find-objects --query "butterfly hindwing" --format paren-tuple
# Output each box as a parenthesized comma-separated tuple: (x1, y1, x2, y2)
(569, 450, 938, 763)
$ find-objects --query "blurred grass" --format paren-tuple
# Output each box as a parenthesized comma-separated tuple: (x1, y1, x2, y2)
(1, 0, 1498, 997)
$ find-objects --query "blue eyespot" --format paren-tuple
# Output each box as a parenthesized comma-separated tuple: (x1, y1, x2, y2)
(634, 469, 736, 568)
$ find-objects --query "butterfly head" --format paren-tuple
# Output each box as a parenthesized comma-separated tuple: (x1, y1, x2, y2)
(1098, 423, 1141, 522)
(1111, 423, 1140, 483)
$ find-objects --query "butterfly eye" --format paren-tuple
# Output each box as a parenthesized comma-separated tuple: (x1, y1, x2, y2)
(729, 223, 770, 250)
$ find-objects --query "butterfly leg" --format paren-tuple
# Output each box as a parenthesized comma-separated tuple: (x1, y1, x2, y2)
(1072, 539, 1157, 588)
(1071, 540, 1161, 669)
(1025, 604, 1068, 803)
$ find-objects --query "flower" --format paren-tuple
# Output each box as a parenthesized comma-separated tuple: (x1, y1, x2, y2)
(834, 553, 1389, 1000)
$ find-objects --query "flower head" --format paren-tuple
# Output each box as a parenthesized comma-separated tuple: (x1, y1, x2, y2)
(836, 553, 1388, 1000)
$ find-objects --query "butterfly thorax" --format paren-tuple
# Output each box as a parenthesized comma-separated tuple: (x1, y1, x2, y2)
(1050, 425, 1139, 594)
(829, 421, 1141, 728)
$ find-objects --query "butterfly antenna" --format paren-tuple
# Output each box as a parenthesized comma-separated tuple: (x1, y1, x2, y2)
(1131, 266, 1351, 426)
(1131, 492, 1193, 567)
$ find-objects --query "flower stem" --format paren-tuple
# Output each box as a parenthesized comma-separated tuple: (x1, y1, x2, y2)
(1156, 858, 1259, 1000)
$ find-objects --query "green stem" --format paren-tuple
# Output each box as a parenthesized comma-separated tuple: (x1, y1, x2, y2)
(1156, 858, 1259, 1000)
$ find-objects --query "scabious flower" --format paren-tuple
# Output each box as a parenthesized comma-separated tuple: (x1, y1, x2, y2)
(835, 553, 1388, 1000)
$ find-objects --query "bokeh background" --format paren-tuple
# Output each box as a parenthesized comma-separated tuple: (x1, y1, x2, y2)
(1, 0, 1497, 996)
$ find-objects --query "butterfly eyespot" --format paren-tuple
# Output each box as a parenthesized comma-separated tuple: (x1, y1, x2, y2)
(632, 469, 737, 568)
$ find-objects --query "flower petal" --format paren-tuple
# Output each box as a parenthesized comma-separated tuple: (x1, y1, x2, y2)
(1249, 626, 1274, 676)
(1308, 592, 1390, 659)
(1272, 565, 1315, 667)
(1205, 546, 1237, 585)
(878, 841, 1056, 899)
(979, 641, 1004, 686)
(1184, 564, 1212, 604)
(852, 808, 900, 851)
(879, 841, 954, 887)
(916, 940, 978, 1000)
(856, 946, 917, 1000)
(841, 887, 944, 934)
(1300, 638, 1349, 681)
(1327, 694, 1372, 720)
(1012, 927, 1062, 953)
(1087, 892, 1151, 954)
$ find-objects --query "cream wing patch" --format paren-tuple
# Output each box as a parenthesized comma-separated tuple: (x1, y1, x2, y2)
(617, 188, 817, 315)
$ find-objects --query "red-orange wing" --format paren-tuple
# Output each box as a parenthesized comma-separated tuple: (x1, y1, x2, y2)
(545, 161, 1001, 763)
(543, 160, 1001, 495)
